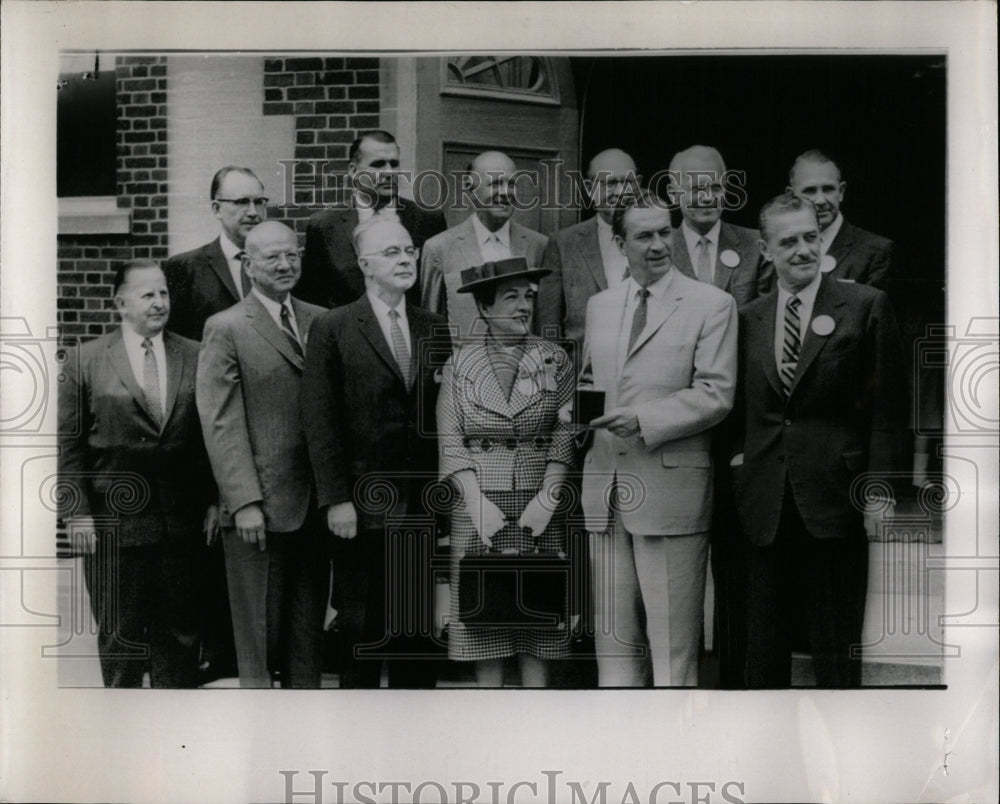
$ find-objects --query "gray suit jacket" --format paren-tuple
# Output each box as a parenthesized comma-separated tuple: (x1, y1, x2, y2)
(196, 292, 326, 532)
(420, 215, 548, 343)
(670, 221, 767, 309)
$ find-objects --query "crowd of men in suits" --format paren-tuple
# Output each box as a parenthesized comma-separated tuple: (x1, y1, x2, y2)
(58, 128, 907, 689)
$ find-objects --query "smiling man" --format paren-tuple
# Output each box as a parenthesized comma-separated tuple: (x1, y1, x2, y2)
(580, 191, 738, 687)
(729, 192, 907, 687)
(420, 150, 547, 344)
(302, 216, 448, 687)
(785, 149, 895, 290)
(196, 222, 329, 688)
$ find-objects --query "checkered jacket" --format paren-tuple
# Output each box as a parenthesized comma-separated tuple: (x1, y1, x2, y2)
(438, 336, 576, 491)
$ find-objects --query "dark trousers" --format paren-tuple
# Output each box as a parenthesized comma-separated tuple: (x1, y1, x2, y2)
(84, 540, 200, 688)
(222, 523, 327, 688)
(745, 489, 869, 688)
(710, 477, 751, 689)
(195, 539, 237, 678)
(331, 523, 438, 689)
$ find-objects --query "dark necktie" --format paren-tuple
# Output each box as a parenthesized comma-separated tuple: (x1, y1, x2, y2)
(280, 303, 304, 359)
(236, 251, 251, 298)
(780, 295, 802, 396)
(141, 337, 164, 428)
(627, 287, 651, 353)
(388, 308, 411, 388)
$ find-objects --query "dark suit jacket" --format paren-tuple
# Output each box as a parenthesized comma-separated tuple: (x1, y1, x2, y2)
(299, 199, 447, 310)
(58, 329, 215, 547)
(196, 293, 326, 532)
(670, 221, 769, 309)
(301, 295, 449, 532)
(535, 216, 606, 364)
(729, 277, 907, 546)
(164, 237, 241, 342)
(825, 218, 894, 290)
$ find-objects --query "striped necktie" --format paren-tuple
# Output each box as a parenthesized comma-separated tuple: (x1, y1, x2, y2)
(780, 295, 802, 396)
(279, 303, 304, 359)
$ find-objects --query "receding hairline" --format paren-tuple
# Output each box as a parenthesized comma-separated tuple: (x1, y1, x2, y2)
(788, 149, 843, 185)
(668, 145, 726, 176)
(352, 216, 411, 254)
(586, 148, 636, 178)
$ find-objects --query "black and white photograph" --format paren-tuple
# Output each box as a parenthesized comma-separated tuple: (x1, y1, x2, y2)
(1, 2, 996, 803)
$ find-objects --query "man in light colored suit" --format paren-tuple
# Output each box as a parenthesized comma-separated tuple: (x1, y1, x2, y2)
(420, 150, 547, 343)
(581, 191, 738, 687)
(786, 149, 894, 290)
(58, 261, 216, 687)
(668, 145, 766, 309)
(196, 221, 328, 688)
(535, 148, 639, 364)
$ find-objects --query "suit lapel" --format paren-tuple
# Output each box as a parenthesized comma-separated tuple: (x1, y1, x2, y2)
(824, 218, 856, 280)
(789, 278, 844, 396)
(246, 293, 305, 371)
(626, 275, 681, 360)
(207, 237, 240, 302)
(509, 221, 530, 260)
(107, 330, 160, 429)
(161, 333, 184, 427)
(467, 341, 515, 418)
(754, 292, 783, 399)
(670, 229, 695, 281)
(357, 295, 407, 386)
(579, 218, 607, 291)
(456, 216, 485, 271)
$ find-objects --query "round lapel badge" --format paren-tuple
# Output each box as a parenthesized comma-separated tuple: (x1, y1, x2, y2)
(719, 249, 740, 268)
(820, 254, 837, 273)
(811, 314, 836, 336)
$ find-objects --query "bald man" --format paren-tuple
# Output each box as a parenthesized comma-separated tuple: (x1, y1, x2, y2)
(420, 150, 547, 344)
(668, 145, 767, 309)
(536, 148, 640, 363)
(197, 221, 328, 688)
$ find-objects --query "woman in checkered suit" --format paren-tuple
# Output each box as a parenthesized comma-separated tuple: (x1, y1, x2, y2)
(437, 258, 578, 687)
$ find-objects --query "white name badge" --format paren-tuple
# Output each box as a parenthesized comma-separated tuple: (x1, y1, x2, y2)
(811, 314, 836, 336)
(820, 254, 837, 273)
(719, 249, 740, 268)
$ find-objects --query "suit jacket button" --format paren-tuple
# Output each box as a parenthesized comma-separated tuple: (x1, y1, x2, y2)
(783, 419, 792, 427)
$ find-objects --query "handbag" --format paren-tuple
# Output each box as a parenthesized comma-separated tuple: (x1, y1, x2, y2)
(458, 526, 569, 628)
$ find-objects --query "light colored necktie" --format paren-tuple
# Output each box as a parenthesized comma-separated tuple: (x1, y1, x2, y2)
(280, 303, 304, 359)
(627, 288, 650, 353)
(141, 337, 163, 428)
(696, 236, 713, 284)
(780, 295, 802, 396)
(388, 309, 411, 387)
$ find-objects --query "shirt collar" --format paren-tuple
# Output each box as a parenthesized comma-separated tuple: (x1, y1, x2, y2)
(251, 287, 292, 320)
(219, 233, 244, 261)
(471, 213, 510, 247)
(596, 214, 614, 240)
(821, 211, 844, 248)
(777, 268, 822, 308)
(681, 218, 722, 252)
(121, 324, 164, 349)
(366, 288, 407, 321)
(626, 266, 674, 303)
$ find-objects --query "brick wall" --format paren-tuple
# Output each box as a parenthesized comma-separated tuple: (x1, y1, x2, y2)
(262, 56, 380, 234)
(57, 56, 169, 340)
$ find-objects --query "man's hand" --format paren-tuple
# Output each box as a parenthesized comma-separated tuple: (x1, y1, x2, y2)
(68, 515, 98, 555)
(327, 501, 358, 540)
(466, 495, 506, 549)
(518, 491, 556, 539)
(203, 504, 221, 547)
(234, 503, 266, 550)
(591, 407, 640, 438)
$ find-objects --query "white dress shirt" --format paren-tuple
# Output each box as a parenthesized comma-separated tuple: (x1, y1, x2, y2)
(252, 288, 301, 342)
(471, 214, 512, 263)
(121, 325, 167, 414)
(219, 234, 247, 299)
(596, 215, 629, 289)
(681, 219, 722, 284)
(819, 211, 844, 257)
(773, 270, 822, 369)
(366, 289, 411, 356)
(616, 268, 675, 375)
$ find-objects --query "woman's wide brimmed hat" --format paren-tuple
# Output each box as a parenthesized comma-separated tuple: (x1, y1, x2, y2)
(456, 257, 551, 294)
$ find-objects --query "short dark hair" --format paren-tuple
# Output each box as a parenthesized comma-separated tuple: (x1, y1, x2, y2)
(471, 284, 498, 309)
(788, 149, 842, 185)
(758, 192, 817, 240)
(349, 130, 397, 164)
(210, 166, 261, 201)
(112, 259, 162, 294)
(610, 188, 667, 241)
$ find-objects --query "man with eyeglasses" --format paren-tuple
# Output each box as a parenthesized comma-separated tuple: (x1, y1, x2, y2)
(163, 165, 268, 685)
(299, 129, 446, 310)
(197, 221, 329, 688)
(302, 216, 448, 687)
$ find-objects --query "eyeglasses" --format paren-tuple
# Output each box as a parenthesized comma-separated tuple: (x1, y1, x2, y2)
(251, 251, 301, 268)
(215, 197, 269, 209)
(360, 245, 419, 259)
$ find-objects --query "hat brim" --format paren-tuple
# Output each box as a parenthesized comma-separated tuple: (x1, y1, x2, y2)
(456, 267, 552, 293)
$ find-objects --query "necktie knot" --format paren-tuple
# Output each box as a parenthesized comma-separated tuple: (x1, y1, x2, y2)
(787, 295, 801, 312)
(637, 287, 651, 301)
(388, 308, 399, 321)
(141, 337, 153, 351)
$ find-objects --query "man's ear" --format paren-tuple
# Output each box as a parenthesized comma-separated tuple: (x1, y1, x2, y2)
(614, 234, 627, 256)
(757, 238, 772, 262)
(839, 181, 847, 201)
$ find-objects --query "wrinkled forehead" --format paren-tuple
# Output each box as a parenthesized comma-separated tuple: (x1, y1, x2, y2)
(359, 220, 412, 253)
(218, 171, 263, 197)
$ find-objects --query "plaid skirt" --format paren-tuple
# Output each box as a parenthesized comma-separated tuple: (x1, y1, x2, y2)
(449, 489, 572, 661)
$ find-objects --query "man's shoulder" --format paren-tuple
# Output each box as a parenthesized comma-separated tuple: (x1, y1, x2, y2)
(291, 297, 328, 318)
(674, 267, 734, 305)
(721, 221, 761, 247)
(399, 196, 445, 221)
(306, 204, 353, 229)
(164, 330, 201, 354)
(165, 239, 217, 267)
(203, 296, 249, 332)
(77, 331, 117, 359)
(511, 219, 548, 246)
(551, 217, 597, 244)
(422, 217, 469, 250)
(840, 218, 894, 250)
